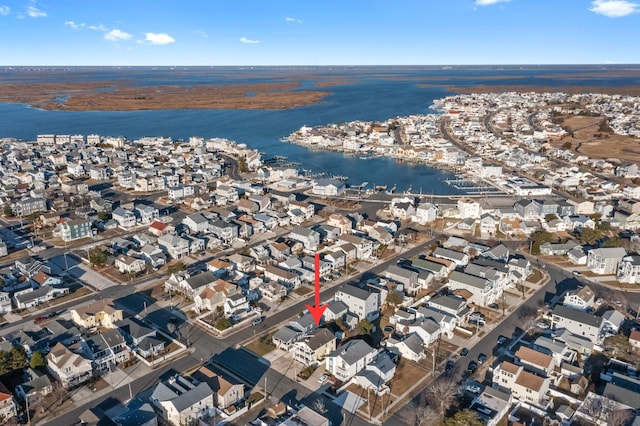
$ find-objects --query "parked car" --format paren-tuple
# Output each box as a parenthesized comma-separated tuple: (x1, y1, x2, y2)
(445, 360, 455, 375)
(466, 384, 482, 393)
(488, 303, 499, 309)
(467, 361, 478, 373)
(460, 347, 469, 357)
(251, 316, 265, 326)
(318, 374, 328, 384)
(478, 353, 487, 364)
(33, 316, 46, 324)
(572, 270, 582, 277)
(536, 321, 550, 329)
(497, 336, 508, 345)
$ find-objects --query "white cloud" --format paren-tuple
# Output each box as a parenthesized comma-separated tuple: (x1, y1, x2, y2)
(589, 0, 638, 17)
(240, 37, 260, 44)
(88, 24, 108, 31)
(27, 5, 46, 18)
(195, 30, 208, 38)
(0, 5, 10, 15)
(285, 16, 303, 24)
(105, 29, 132, 41)
(144, 32, 175, 45)
(64, 20, 84, 29)
(475, 0, 511, 5)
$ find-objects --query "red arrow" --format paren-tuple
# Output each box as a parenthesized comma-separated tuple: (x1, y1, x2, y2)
(306, 252, 328, 326)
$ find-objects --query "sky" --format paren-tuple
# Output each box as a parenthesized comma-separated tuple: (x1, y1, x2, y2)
(0, 0, 639, 66)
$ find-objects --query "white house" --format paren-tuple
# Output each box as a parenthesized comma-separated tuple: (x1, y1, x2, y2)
(334, 284, 381, 322)
(563, 285, 595, 312)
(325, 340, 377, 382)
(587, 247, 627, 275)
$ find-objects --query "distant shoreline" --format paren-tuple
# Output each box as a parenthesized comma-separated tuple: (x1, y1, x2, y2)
(1, 66, 640, 111)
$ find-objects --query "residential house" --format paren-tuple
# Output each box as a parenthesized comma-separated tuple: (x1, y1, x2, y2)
(0, 381, 17, 423)
(352, 351, 397, 395)
(291, 329, 337, 367)
(46, 342, 93, 388)
(71, 299, 124, 329)
(387, 333, 426, 362)
(289, 226, 320, 252)
(140, 245, 167, 269)
(15, 368, 53, 405)
(433, 247, 469, 267)
(411, 258, 447, 280)
(177, 271, 217, 300)
(272, 315, 316, 350)
(414, 306, 457, 339)
(551, 304, 604, 344)
(334, 284, 381, 321)
(289, 200, 315, 220)
(324, 300, 349, 322)
(385, 265, 420, 296)
(167, 184, 195, 201)
(533, 336, 577, 366)
(617, 255, 640, 284)
(224, 293, 249, 320)
(259, 282, 287, 302)
(564, 215, 596, 232)
(563, 285, 595, 311)
(112, 207, 137, 229)
(158, 234, 190, 259)
(135, 205, 160, 224)
(427, 294, 470, 322)
(327, 213, 352, 235)
(13, 285, 69, 310)
(413, 203, 438, 225)
(447, 271, 496, 307)
(148, 220, 174, 237)
(469, 387, 512, 426)
(81, 329, 130, 373)
(192, 366, 244, 410)
(194, 280, 238, 312)
(338, 234, 373, 260)
(312, 179, 345, 196)
(15, 256, 51, 278)
(587, 247, 627, 275)
(182, 213, 210, 234)
(59, 219, 92, 241)
(13, 197, 47, 217)
(210, 220, 238, 244)
(150, 375, 214, 426)
(114, 255, 146, 274)
(325, 339, 377, 382)
(493, 361, 550, 407)
(264, 265, 301, 290)
(514, 346, 555, 376)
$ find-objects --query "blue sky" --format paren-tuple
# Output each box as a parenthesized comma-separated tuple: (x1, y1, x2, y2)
(0, 0, 638, 65)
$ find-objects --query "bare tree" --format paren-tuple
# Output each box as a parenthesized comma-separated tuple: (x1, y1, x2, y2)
(312, 398, 327, 415)
(609, 409, 632, 426)
(425, 377, 457, 416)
(516, 305, 538, 333)
(400, 398, 441, 426)
(580, 393, 607, 425)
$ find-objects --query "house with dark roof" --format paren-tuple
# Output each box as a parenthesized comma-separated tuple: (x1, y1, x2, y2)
(16, 368, 53, 405)
(334, 284, 381, 322)
(325, 339, 377, 382)
(192, 366, 244, 410)
(551, 304, 604, 344)
(150, 375, 214, 426)
(81, 329, 130, 373)
(291, 328, 337, 367)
